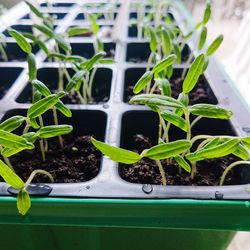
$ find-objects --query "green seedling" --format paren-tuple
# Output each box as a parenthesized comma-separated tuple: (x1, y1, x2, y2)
(0, 32, 8, 61)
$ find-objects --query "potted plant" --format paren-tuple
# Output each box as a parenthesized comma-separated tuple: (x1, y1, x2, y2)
(0, 0, 250, 249)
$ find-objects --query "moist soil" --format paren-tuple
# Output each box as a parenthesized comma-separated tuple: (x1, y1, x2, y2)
(119, 134, 239, 186)
(9, 135, 101, 183)
(125, 75, 216, 105)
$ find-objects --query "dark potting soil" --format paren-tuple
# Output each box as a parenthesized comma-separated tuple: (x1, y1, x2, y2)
(125, 75, 216, 105)
(119, 134, 238, 186)
(9, 135, 101, 183)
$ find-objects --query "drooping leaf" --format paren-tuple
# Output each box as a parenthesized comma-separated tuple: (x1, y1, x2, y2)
(25, 1, 43, 18)
(17, 189, 31, 215)
(148, 27, 157, 52)
(37, 125, 73, 138)
(0, 116, 26, 132)
(31, 79, 51, 96)
(198, 26, 207, 51)
(206, 35, 224, 56)
(0, 160, 25, 189)
(161, 29, 171, 55)
(55, 34, 71, 53)
(232, 144, 250, 160)
(89, 14, 99, 34)
(85, 51, 106, 71)
(129, 94, 184, 109)
(189, 104, 233, 119)
(91, 137, 141, 164)
(174, 155, 191, 173)
(33, 24, 54, 38)
(141, 140, 191, 160)
(8, 29, 32, 54)
(65, 70, 85, 92)
(155, 78, 171, 96)
(242, 138, 250, 149)
(27, 53, 37, 81)
(173, 43, 181, 64)
(133, 71, 153, 94)
(56, 101, 72, 118)
(182, 54, 205, 93)
(160, 110, 187, 131)
(67, 26, 92, 37)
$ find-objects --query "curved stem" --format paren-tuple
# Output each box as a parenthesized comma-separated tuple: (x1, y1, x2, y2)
(190, 116, 203, 129)
(220, 161, 250, 186)
(25, 169, 54, 186)
(181, 51, 194, 80)
(87, 67, 97, 100)
(197, 138, 211, 151)
(146, 52, 154, 73)
(52, 107, 63, 148)
(3, 156, 14, 170)
(184, 110, 191, 141)
(191, 161, 197, 179)
(155, 160, 167, 186)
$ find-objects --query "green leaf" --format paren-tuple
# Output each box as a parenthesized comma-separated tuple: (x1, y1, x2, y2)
(242, 138, 250, 149)
(182, 54, 205, 93)
(17, 189, 31, 215)
(177, 93, 189, 106)
(56, 101, 72, 118)
(25, 1, 43, 18)
(198, 27, 207, 51)
(85, 52, 106, 71)
(67, 26, 92, 37)
(0, 116, 26, 132)
(0, 160, 25, 189)
(129, 94, 184, 109)
(27, 53, 37, 81)
(31, 79, 51, 96)
(91, 137, 141, 164)
(65, 70, 85, 92)
(33, 24, 54, 38)
(189, 104, 233, 119)
(206, 35, 224, 56)
(186, 139, 240, 162)
(174, 155, 191, 173)
(173, 43, 181, 64)
(152, 54, 177, 74)
(8, 29, 31, 54)
(33, 90, 42, 103)
(203, 3, 211, 24)
(96, 38, 104, 52)
(160, 110, 187, 131)
(37, 125, 73, 138)
(232, 144, 249, 160)
(133, 71, 153, 94)
(99, 58, 116, 64)
(149, 28, 157, 52)
(89, 14, 99, 34)
(201, 137, 221, 150)
(47, 53, 67, 61)
(27, 92, 65, 119)
(161, 29, 171, 55)
(141, 140, 191, 160)
(37, 40, 49, 55)
(0, 129, 34, 150)
(155, 78, 171, 96)
(30, 118, 40, 129)
(55, 34, 71, 53)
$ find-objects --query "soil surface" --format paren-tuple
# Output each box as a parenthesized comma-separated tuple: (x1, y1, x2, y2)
(8, 135, 101, 183)
(125, 75, 216, 105)
(119, 134, 239, 186)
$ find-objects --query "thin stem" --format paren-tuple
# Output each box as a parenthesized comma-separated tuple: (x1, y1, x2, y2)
(146, 52, 154, 73)
(181, 51, 194, 80)
(184, 110, 191, 141)
(220, 161, 250, 186)
(52, 107, 63, 148)
(38, 116, 46, 161)
(155, 160, 167, 186)
(87, 67, 97, 100)
(197, 138, 211, 151)
(82, 72, 89, 103)
(25, 169, 54, 186)
(191, 161, 197, 179)
(190, 116, 203, 129)
(3, 156, 14, 171)
(76, 90, 86, 104)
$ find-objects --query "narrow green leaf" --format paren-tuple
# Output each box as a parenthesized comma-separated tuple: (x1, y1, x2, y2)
(160, 110, 187, 131)
(175, 155, 191, 173)
(242, 138, 250, 149)
(152, 54, 177, 74)
(30, 118, 40, 129)
(91, 137, 141, 164)
(155, 78, 171, 96)
(27, 53, 37, 81)
(47, 53, 67, 61)
(200, 137, 221, 150)
(133, 71, 153, 94)
(141, 140, 191, 160)
(33, 24, 54, 38)
(17, 189, 31, 215)
(65, 70, 85, 92)
(206, 35, 224, 56)
(99, 58, 116, 64)
(189, 104, 233, 119)
(55, 34, 71, 53)
(25, 1, 43, 18)
(56, 101, 72, 118)
(96, 38, 104, 52)
(182, 54, 205, 94)
(203, 3, 211, 24)
(85, 52, 106, 71)
(89, 14, 99, 34)
(129, 94, 184, 109)
(0, 160, 25, 189)
(198, 26, 207, 51)
(149, 28, 157, 52)
(37, 40, 49, 55)
(186, 139, 239, 161)
(161, 29, 171, 55)
(37, 125, 73, 138)
(67, 27, 92, 37)
(31, 79, 51, 96)
(232, 144, 249, 160)
(8, 29, 31, 53)
(33, 90, 42, 103)
(0, 129, 34, 150)
(0, 116, 26, 132)
(27, 92, 65, 119)
(173, 43, 181, 64)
